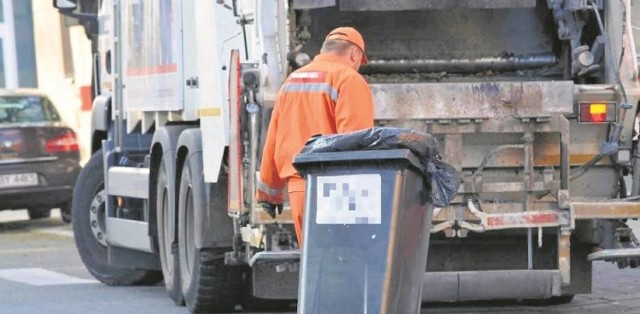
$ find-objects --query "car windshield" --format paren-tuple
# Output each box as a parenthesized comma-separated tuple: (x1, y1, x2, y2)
(0, 96, 60, 123)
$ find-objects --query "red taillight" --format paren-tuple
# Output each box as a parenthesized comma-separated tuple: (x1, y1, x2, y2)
(46, 131, 79, 153)
(579, 102, 617, 123)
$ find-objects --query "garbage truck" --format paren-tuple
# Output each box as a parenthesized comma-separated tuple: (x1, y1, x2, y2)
(55, 0, 640, 312)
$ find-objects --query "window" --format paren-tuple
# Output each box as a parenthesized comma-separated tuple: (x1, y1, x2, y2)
(0, 96, 60, 123)
(0, 39, 5, 88)
(43, 98, 61, 121)
(14, 0, 38, 87)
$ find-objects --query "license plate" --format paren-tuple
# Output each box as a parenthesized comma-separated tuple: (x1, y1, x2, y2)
(0, 173, 38, 188)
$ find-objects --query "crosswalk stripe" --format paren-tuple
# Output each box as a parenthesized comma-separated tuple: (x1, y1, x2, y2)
(0, 268, 98, 286)
(35, 228, 74, 238)
(0, 247, 65, 255)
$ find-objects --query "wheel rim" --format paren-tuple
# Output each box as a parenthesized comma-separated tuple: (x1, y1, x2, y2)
(185, 185, 195, 276)
(89, 189, 108, 247)
(160, 185, 174, 275)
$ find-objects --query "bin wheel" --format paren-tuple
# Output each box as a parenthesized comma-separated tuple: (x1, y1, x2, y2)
(548, 295, 575, 305)
(72, 149, 162, 286)
(156, 161, 184, 305)
(178, 152, 243, 312)
(60, 202, 72, 223)
(242, 269, 293, 312)
(28, 207, 51, 220)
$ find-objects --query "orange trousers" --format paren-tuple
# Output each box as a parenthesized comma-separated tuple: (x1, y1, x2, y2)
(288, 177, 306, 247)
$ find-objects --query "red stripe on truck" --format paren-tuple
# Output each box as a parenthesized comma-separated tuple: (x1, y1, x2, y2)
(486, 212, 558, 227)
(126, 63, 178, 76)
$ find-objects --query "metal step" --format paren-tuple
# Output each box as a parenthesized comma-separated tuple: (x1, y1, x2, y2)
(107, 166, 149, 199)
(588, 248, 640, 261)
(249, 250, 300, 267)
(106, 217, 152, 253)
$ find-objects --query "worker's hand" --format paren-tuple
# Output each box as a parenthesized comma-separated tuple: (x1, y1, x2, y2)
(260, 202, 283, 219)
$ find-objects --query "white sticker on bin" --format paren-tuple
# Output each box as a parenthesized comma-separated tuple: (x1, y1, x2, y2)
(316, 174, 381, 224)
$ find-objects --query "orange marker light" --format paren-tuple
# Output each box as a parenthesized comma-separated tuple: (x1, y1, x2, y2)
(579, 102, 616, 123)
(589, 103, 607, 122)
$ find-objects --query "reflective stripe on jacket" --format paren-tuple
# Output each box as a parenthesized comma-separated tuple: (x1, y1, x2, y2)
(256, 53, 375, 203)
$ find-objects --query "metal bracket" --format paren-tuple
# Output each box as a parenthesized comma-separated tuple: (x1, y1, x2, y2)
(248, 250, 301, 267)
(431, 220, 456, 234)
(558, 229, 571, 286)
(588, 248, 640, 262)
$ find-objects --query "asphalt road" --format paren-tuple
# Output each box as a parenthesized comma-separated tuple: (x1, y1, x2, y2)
(1, 210, 640, 314)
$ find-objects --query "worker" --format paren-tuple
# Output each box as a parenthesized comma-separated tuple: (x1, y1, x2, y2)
(256, 27, 375, 247)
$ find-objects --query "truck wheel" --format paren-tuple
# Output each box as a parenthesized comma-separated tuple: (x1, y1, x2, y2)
(156, 161, 184, 305)
(73, 149, 161, 286)
(178, 152, 242, 313)
(27, 207, 51, 220)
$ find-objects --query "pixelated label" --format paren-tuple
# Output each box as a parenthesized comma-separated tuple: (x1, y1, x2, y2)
(316, 174, 382, 224)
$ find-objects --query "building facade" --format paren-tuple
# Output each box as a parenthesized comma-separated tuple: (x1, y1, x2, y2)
(1, 0, 37, 88)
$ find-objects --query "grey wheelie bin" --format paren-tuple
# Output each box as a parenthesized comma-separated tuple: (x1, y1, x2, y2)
(293, 149, 434, 314)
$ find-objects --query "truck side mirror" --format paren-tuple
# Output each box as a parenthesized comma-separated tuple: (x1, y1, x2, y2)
(53, 0, 77, 10)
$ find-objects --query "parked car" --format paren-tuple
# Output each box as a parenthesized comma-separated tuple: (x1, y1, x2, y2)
(0, 89, 82, 222)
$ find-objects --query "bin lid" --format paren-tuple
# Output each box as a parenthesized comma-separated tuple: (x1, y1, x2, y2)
(293, 149, 422, 172)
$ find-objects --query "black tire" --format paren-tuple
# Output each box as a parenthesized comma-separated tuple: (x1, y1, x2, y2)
(156, 161, 184, 305)
(178, 152, 242, 313)
(548, 295, 575, 305)
(72, 149, 161, 286)
(27, 207, 51, 220)
(60, 202, 72, 223)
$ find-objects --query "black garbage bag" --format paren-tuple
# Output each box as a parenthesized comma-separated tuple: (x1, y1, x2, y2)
(424, 157, 459, 207)
(299, 127, 460, 207)
(300, 127, 439, 160)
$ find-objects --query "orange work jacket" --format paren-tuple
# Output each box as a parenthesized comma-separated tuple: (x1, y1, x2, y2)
(256, 53, 375, 204)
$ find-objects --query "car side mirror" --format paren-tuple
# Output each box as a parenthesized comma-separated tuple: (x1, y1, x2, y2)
(53, 0, 77, 10)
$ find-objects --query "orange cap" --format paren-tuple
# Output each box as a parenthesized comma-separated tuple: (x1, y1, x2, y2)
(324, 27, 368, 65)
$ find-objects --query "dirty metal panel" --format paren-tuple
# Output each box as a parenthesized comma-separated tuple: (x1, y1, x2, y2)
(460, 181, 547, 193)
(303, 7, 554, 60)
(292, 0, 335, 9)
(252, 264, 299, 299)
(372, 81, 574, 120)
(418, 116, 567, 134)
(340, 0, 536, 11)
(444, 134, 463, 172)
(573, 202, 640, 219)
(459, 132, 606, 169)
(558, 231, 571, 286)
